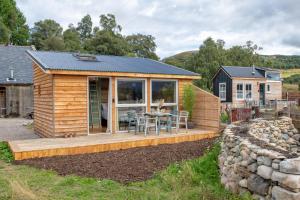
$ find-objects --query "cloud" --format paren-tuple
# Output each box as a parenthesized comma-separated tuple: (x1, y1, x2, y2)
(16, 0, 300, 58)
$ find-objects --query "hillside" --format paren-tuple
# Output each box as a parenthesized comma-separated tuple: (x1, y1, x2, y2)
(163, 51, 300, 69)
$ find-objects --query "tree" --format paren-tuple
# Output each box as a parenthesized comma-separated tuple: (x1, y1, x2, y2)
(0, 0, 29, 45)
(99, 14, 122, 33)
(31, 19, 64, 50)
(0, 19, 10, 44)
(188, 37, 226, 90)
(126, 34, 159, 60)
(84, 30, 129, 56)
(63, 24, 81, 51)
(77, 14, 92, 41)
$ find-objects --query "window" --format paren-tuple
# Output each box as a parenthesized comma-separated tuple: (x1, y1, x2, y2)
(219, 83, 226, 101)
(151, 80, 178, 110)
(267, 84, 271, 93)
(237, 84, 244, 99)
(116, 79, 146, 131)
(117, 79, 145, 104)
(245, 84, 252, 99)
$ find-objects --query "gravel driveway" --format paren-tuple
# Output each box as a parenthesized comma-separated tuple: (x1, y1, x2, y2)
(0, 118, 39, 141)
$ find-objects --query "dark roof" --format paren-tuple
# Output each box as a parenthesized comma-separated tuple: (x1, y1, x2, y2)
(222, 66, 265, 78)
(27, 51, 199, 76)
(0, 45, 33, 84)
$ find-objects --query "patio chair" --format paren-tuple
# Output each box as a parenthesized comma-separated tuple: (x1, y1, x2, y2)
(168, 112, 179, 134)
(178, 111, 189, 132)
(135, 113, 146, 133)
(143, 116, 158, 136)
(127, 111, 137, 132)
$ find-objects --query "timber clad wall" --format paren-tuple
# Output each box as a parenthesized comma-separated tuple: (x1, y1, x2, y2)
(232, 78, 261, 106)
(33, 63, 54, 137)
(192, 86, 220, 131)
(53, 75, 88, 137)
(265, 81, 282, 101)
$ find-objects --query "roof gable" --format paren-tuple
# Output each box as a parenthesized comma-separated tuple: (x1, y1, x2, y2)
(0, 45, 33, 84)
(27, 51, 199, 77)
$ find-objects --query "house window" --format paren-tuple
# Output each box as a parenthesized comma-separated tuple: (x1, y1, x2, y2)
(237, 84, 244, 99)
(245, 84, 252, 99)
(116, 78, 147, 131)
(267, 84, 271, 93)
(151, 80, 178, 111)
(219, 83, 226, 101)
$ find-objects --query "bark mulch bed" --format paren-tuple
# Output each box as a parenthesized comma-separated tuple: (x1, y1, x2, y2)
(14, 137, 217, 183)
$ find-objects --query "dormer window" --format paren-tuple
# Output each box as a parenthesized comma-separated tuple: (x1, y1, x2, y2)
(6, 69, 16, 82)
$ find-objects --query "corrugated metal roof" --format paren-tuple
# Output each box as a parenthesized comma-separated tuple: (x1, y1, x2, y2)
(222, 66, 265, 78)
(27, 51, 199, 76)
(0, 45, 33, 84)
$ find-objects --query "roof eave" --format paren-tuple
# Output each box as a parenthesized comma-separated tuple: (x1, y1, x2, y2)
(46, 69, 200, 79)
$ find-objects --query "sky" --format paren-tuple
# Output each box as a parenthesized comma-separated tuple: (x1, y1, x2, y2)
(16, 0, 300, 58)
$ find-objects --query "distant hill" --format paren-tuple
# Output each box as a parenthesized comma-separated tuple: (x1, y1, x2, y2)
(163, 51, 300, 69)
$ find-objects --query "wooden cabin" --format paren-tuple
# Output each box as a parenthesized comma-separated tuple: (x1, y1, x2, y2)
(27, 51, 220, 137)
(213, 66, 282, 108)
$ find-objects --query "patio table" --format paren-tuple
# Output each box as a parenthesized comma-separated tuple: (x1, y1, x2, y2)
(144, 112, 173, 135)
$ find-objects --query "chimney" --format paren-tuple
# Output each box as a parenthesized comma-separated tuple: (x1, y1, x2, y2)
(252, 65, 255, 75)
(10, 69, 14, 79)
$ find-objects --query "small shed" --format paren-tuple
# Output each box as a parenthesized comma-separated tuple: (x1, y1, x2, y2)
(27, 51, 220, 137)
(0, 45, 34, 117)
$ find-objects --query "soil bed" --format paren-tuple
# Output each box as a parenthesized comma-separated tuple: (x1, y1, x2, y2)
(15, 137, 217, 183)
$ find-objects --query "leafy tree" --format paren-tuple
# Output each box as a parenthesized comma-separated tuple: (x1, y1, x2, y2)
(63, 24, 81, 51)
(99, 13, 122, 33)
(188, 37, 226, 90)
(126, 34, 159, 60)
(77, 14, 92, 41)
(84, 30, 129, 56)
(0, 19, 10, 44)
(31, 19, 64, 50)
(0, 0, 29, 45)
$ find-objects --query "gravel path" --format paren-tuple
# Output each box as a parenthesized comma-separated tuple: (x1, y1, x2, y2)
(0, 118, 39, 141)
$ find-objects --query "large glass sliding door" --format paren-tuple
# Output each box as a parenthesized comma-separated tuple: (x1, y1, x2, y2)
(116, 78, 147, 131)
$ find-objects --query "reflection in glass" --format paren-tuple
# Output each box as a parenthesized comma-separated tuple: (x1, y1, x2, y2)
(117, 80, 145, 104)
(152, 81, 176, 103)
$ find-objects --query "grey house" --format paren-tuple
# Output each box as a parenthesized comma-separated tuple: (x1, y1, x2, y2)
(0, 45, 34, 117)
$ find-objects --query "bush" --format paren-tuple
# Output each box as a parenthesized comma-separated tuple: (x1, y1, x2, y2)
(183, 84, 195, 120)
(0, 142, 13, 163)
(220, 112, 229, 123)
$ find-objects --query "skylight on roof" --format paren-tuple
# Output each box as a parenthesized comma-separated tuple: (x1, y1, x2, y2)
(72, 53, 99, 62)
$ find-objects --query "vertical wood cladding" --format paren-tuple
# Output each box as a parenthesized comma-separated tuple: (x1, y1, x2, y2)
(213, 68, 232, 102)
(53, 75, 88, 137)
(33, 63, 54, 137)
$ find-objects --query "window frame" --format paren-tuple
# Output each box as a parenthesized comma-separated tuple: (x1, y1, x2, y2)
(245, 83, 252, 100)
(150, 79, 178, 108)
(219, 83, 226, 101)
(266, 84, 271, 93)
(115, 78, 147, 132)
(115, 78, 147, 108)
(236, 83, 244, 100)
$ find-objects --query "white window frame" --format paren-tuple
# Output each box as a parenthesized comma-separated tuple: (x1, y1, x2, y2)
(115, 78, 147, 132)
(266, 84, 271, 93)
(219, 83, 226, 101)
(236, 83, 244, 100)
(150, 79, 178, 109)
(245, 83, 252, 100)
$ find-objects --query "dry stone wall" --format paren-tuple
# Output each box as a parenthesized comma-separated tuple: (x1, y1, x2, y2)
(219, 117, 300, 200)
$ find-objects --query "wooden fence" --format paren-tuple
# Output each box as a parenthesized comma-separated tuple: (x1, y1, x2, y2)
(191, 86, 220, 131)
(283, 92, 300, 105)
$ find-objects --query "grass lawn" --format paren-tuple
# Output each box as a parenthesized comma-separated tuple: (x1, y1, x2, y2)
(281, 68, 300, 78)
(283, 83, 299, 92)
(0, 142, 252, 200)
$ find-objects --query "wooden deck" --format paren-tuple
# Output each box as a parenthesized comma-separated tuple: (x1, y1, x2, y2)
(9, 129, 219, 160)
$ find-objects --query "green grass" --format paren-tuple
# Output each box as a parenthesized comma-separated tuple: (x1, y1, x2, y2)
(0, 141, 252, 200)
(281, 69, 300, 78)
(0, 142, 13, 163)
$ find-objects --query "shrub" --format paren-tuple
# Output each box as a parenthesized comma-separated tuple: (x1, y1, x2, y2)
(0, 142, 13, 163)
(220, 112, 229, 123)
(183, 84, 195, 120)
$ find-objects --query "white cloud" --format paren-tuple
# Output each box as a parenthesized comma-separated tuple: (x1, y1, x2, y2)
(16, 0, 300, 58)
